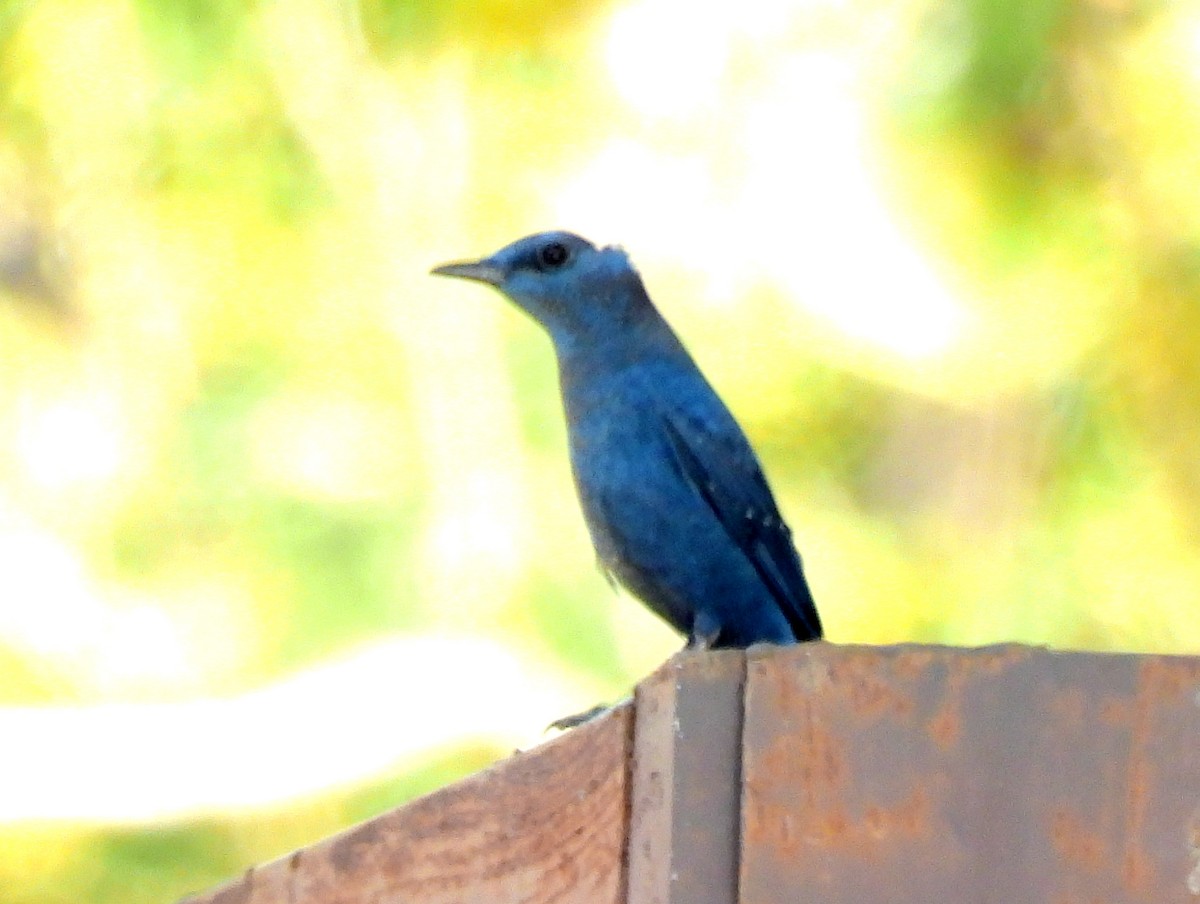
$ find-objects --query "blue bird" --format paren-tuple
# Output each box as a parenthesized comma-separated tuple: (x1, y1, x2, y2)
(432, 232, 821, 649)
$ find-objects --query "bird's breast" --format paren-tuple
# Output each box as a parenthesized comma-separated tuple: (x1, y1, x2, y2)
(559, 371, 684, 547)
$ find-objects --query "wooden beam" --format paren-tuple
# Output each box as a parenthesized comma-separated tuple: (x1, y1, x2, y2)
(182, 644, 1200, 903)
(181, 702, 632, 904)
(740, 643, 1200, 903)
(627, 650, 745, 904)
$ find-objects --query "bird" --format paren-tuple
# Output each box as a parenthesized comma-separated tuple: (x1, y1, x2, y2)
(432, 231, 821, 649)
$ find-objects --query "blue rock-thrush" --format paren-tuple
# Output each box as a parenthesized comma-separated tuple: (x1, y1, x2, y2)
(432, 231, 821, 648)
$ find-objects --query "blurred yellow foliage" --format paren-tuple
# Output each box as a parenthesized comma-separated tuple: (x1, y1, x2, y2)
(0, 0, 1198, 900)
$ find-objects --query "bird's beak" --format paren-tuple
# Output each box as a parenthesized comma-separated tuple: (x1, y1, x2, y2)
(430, 258, 505, 286)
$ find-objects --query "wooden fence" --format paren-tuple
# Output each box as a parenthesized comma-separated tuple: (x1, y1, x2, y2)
(182, 643, 1200, 903)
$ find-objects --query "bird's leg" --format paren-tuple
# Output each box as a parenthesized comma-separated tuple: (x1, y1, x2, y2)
(687, 611, 722, 651)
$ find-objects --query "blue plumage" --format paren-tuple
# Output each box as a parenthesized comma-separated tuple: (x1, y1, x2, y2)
(433, 231, 821, 648)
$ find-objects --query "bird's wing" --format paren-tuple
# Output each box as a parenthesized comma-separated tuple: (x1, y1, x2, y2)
(660, 406, 822, 641)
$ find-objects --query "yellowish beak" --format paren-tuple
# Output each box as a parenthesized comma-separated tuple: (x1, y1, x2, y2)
(430, 259, 505, 286)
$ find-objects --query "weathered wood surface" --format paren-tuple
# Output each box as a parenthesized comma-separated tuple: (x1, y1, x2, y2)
(183, 644, 1200, 904)
(627, 650, 744, 904)
(182, 701, 632, 904)
(740, 644, 1200, 904)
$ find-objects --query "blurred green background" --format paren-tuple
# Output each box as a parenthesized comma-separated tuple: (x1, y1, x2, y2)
(2, 0, 1200, 900)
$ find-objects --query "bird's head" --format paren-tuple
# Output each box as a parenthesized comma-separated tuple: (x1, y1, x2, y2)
(432, 231, 653, 348)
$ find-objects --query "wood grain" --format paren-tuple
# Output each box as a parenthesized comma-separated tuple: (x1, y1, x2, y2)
(627, 650, 745, 904)
(739, 643, 1200, 904)
(183, 644, 1200, 904)
(182, 702, 632, 904)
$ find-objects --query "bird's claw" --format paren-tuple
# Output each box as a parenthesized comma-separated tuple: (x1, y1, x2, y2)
(546, 704, 611, 732)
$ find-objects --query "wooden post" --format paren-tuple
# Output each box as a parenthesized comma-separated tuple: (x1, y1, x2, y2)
(627, 650, 744, 904)
(181, 644, 1200, 903)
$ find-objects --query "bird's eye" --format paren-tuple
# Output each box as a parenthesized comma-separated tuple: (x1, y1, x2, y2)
(538, 241, 570, 269)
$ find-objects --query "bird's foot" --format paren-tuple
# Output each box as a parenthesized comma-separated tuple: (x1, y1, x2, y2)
(546, 703, 611, 732)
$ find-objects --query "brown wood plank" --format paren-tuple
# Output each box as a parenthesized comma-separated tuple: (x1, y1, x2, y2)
(627, 650, 745, 904)
(740, 643, 1200, 904)
(181, 702, 632, 904)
